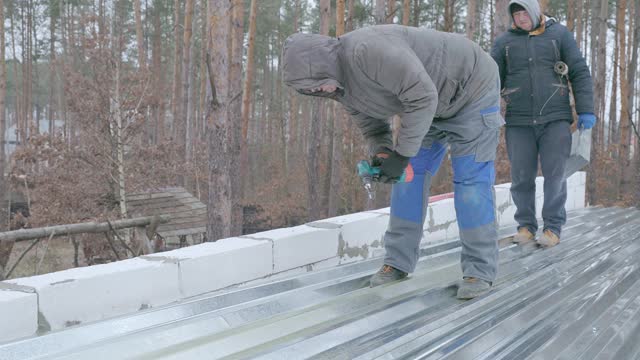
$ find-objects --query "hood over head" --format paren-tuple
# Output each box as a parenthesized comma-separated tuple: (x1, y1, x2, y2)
(508, 0, 542, 30)
(282, 33, 344, 98)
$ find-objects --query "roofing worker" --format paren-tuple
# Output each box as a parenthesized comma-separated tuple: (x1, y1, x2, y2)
(491, 0, 595, 247)
(282, 25, 503, 300)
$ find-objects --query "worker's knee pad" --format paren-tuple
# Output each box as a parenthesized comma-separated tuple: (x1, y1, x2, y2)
(452, 155, 496, 229)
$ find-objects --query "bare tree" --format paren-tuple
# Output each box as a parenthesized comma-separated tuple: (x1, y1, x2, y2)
(206, 0, 232, 241)
(151, 0, 165, 142)
(567, 0, 575, 31)
(466, 0, 478, 39)
(588, 0, 609, 204)
(539, 0, 548, 12)
(347, 0, 355, 31)
(134, 0, 146, 70)
(618, 0, 633, 195)
(0, 0, 12, 275)
(493, 0, 511, 40)
(308, 0, 331, 220)
(576, 0, 584, 48)
(230, 0, 244, 235)
(376, 0, 386, 24)
(240, 0, 258, 208)
(443, 0, 456, 32)
(171, 0, 183, 142)
(387, 0, 396, 23)
(403, 0, 411, 25)
(48, 2, 59, 137)
(288, 0, 301, 161)
(329, 0, 346, 217)
(180, 0, 195, 162)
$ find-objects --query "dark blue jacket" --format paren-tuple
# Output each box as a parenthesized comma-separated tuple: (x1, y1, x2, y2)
(491, 18, 594, 126)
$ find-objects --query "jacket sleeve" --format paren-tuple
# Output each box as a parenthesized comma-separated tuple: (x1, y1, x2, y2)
(560, 27, 594, 114)
(346, 107, 393, 154)
(490, 37, 506, 91)
(354, 41, 438, 158)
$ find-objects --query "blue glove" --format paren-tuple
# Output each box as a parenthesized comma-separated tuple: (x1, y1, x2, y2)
(577, 113, 596, 129)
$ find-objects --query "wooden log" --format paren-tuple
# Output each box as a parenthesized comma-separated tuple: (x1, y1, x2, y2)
(0, 215, 170, 243)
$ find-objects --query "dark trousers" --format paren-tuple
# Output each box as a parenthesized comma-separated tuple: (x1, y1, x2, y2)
(505, 120, 572, 236)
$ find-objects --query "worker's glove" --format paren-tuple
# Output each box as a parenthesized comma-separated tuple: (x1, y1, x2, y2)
(377, 151, 410, 184)
(371, 146, 393, 168)
(577, 113, 596, 130)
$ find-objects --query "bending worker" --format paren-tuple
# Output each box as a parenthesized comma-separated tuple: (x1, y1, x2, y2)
(282, 25, 503, 300)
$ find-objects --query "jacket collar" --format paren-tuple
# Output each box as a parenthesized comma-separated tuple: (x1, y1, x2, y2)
(510, 15, 553, 35)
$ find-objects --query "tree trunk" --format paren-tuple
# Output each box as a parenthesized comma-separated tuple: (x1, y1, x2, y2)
(171, 0, 183, 142)
(152, 0, 164, 142)
(240, 0, 258, 199)
(347, 0, 355, 31)
(387, 0, 395, 23)
(27, 1, 34, 137)
(230, 0, 244, 235)
(114, 62, 127, 218)
(443, 0, 455, 32)
(466, 0, 477, 39)
(609, 26, 618, 148)
(0, 0, 11, 275)
(413, 0, 420, 27)
(376, 0, 385, 24)
(567, 0, 575, 31)
(134, 0, 146, 70)
(308, 0, 331, 220)
(329, 0, 346, 217)
(206, 0, 232, 241)
(0, 216, 170, 243)
(48, 6, 57, 137)
(199, 0, 209, 143)
(494, 0, 511, 40)
(185, 23, 197, 162)
(10, 5, 21, 148)
(402, 0, 410, 25)
(618, 0, 632, 197)
(336, 0, 345, 35)
(576, 0, 584, 49)
(588, 0, 609, 204)
(595, 0, 609, 147)
(288, 0, 300, 161)
(539, 0, 548, 13)
(180, 0, 195, 163)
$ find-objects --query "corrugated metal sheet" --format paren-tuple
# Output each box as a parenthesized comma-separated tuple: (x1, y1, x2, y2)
(2, 206, 640, 359)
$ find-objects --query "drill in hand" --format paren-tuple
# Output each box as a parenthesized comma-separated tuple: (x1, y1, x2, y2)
(356, 160, 412, 200)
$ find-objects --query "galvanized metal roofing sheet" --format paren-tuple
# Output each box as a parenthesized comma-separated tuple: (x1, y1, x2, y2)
(2, 206, 640, 359)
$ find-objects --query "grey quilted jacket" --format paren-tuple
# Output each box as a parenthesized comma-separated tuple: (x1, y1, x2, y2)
(283, 25, 499, 157)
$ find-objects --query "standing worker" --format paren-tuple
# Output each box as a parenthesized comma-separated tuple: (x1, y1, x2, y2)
(283, 25, 503, 299)
(491, 0, 595, 247)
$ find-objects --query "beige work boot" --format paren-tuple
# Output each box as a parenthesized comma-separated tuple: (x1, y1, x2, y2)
(537, 229, 560, 247)
(513, 227, 535, 244)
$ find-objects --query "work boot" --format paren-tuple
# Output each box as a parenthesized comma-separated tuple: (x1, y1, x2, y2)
(369, 265, 408, 287)
(537, 229, 560, 247)
(456, 277, 492, 300)
(513, 227, 535, 244)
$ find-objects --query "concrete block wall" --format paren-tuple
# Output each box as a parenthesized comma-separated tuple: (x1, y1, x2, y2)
(0, 172, 587, 343)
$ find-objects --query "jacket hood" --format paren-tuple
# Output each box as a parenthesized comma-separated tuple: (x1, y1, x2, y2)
(282, 33, 344, 97)
(509, 0, 542, 30)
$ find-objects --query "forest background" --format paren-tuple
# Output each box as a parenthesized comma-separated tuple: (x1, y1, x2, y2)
(0, 0, 638, 278)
